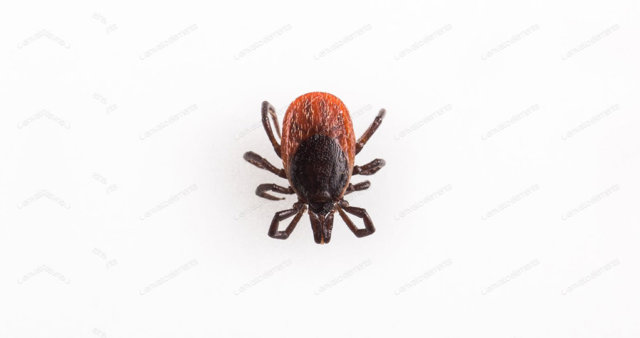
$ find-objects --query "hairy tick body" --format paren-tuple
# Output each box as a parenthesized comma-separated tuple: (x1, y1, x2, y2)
(244, 92, 386, 244)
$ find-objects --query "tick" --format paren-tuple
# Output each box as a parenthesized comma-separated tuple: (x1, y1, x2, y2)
(243, 92, 386, 244)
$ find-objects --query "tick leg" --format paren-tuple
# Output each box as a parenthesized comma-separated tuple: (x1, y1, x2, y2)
(356, 108, 386, 154)
(243, 151, 287, 178)
(353, 159, 385, 176)
(337, 201, 375, 238)
(269, 202, 307, 240)
(262, 101, 282, 158)
(345, 181, 371, 195)
(256, 183, 295, 201)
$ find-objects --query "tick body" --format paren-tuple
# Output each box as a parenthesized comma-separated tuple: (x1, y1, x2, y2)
(244, 92, 386, 244)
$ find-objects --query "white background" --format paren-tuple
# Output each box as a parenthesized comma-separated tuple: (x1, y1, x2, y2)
(1, 0, 639, 337)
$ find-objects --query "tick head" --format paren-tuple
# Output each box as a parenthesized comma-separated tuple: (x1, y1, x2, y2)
(308, 190, 335, 215)
(309, 205, 336, 245)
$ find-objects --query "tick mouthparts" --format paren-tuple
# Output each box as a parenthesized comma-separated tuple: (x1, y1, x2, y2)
(310, 211, 335, 245)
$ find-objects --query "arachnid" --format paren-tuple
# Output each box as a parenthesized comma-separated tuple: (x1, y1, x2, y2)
(243, 92, 386, 244)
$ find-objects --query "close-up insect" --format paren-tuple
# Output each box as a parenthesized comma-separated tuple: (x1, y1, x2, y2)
(243, 92, 386, 244)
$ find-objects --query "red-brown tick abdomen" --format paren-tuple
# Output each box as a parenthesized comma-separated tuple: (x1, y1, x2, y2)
(281, 92, 356, 193)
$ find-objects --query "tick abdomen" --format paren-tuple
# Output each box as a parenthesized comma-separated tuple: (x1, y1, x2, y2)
(289, 134, 349, 213)
(281, 92, 357, 177)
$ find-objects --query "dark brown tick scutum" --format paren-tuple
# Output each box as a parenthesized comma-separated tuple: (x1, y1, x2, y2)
(290, 134, 349, 212)
(243, 92, 386, 244)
